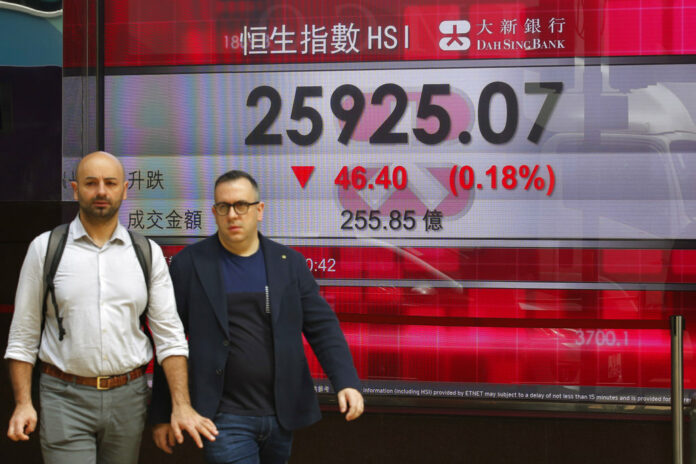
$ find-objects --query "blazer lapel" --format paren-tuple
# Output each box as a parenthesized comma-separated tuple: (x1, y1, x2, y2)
(260, 235, 287, 324)
(192, 236, 228, 333)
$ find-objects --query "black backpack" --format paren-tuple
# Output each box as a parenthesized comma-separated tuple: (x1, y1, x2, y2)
(40, 223, 153, 341)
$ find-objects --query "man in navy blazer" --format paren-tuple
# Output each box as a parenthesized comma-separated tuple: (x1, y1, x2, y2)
(150, 170, 363, 463)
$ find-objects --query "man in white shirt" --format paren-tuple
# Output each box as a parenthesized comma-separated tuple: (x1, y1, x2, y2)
(5, 151, 218, 464)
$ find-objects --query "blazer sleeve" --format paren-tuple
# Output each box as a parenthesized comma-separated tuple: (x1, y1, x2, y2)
(295, 250, 361, 392)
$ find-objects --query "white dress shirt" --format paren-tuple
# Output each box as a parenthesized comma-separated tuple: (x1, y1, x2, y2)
(4, 217, 188, 377)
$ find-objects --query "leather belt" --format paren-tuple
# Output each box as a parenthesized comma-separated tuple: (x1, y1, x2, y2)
(41, 363, 146, 390)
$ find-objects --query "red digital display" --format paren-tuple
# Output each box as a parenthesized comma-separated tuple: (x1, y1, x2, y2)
(93, 0, 696, 406)
(74, 0, 696, 68)
(160, 243, 696, 400)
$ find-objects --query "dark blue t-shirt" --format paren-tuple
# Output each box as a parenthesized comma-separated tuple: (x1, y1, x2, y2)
(217, 240, 275, 416)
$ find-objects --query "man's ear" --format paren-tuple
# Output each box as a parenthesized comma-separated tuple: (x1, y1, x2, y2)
(256, 202, 265, 222)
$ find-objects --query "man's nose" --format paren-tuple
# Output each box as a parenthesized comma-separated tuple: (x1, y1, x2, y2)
(97, 181, 107, 195)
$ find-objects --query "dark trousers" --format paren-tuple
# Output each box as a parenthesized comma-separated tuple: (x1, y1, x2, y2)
(204, 413, 293, 464)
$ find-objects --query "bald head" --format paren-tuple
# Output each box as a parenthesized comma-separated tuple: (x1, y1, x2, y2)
(75, 151, 125, 183)
(72, 151, 128, 223)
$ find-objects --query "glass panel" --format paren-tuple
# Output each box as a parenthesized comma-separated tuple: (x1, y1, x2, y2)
(111, 1, 696, 407)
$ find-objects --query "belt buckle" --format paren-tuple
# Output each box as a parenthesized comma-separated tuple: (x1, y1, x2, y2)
(96, 376, 111, 390)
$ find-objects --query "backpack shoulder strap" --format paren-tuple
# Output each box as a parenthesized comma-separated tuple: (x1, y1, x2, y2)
(42, 223, 69, 341)
(128, 230, 154, 348)
(127, 230, 152, 293)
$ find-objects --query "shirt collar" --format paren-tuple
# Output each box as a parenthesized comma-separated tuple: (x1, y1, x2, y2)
(69, 215, 129, 245)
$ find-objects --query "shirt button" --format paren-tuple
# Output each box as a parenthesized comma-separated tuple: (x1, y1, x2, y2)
(215, 369, 223, 375)
(223, 340, 229, 346)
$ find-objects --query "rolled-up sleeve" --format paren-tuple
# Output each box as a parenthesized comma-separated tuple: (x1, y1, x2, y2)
(4, 235, 47, 364)
(146, 241, 189, 364)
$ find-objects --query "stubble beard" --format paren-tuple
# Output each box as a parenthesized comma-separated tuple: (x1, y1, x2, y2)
(80, 197, 121, 223)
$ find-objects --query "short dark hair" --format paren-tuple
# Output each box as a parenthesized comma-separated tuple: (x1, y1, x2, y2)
(214, 170, 260, 198)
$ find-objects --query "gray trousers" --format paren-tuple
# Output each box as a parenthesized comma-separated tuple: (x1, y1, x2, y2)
(39, 372, 150, 464)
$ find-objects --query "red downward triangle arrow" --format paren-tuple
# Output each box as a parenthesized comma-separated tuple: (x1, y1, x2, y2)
(291, 166, 315, 189)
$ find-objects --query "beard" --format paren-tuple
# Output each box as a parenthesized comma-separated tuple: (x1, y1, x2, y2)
(79, 196, 122, 222)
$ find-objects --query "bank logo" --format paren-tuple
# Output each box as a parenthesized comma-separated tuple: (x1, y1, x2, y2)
(439, 20, 471, 51)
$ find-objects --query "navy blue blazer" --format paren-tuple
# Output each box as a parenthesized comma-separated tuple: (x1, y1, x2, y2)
(150, 234, 360, 430)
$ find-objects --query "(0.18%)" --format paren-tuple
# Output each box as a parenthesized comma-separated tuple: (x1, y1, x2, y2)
(449, 164, 555, 196)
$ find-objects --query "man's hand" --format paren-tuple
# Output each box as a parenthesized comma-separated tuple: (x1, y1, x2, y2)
(337, 387, 364, 421)
(160, 355, 218, 448)
(7, 360, 36, 441)
(153, 423, 177, 454)
(170, 403, 218, 449)
(7, 403, 37, 441)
